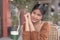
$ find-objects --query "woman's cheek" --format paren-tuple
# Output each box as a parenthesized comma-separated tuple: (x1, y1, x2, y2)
(37, 17, 42, 21)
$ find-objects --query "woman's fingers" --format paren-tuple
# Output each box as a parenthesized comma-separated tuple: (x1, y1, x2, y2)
(24, 14, 28, 20)
(24, 13, 32, 23)
(27, 13, 32, 22)
(24, 13, 30, 31)
(24, 13, 35, 31)
(27, 13, 30, 16)
(24, 13, 30, 20)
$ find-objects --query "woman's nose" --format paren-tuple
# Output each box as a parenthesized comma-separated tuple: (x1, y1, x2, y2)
(34, 15, 38, 18)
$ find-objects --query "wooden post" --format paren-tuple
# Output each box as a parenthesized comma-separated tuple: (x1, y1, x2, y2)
(2, 0, 9, 37)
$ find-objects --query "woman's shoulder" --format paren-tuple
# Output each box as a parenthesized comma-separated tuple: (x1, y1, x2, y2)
(42, 21, 51, 27)
(42, 21, 50, 25)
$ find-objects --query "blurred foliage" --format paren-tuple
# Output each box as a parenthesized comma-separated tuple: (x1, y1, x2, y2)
(53, 14, 58, 24)
(10, 0, 60, 24)
(12, 16, 18, 26)
(12, 0, 37, 12)
(10, 4, 18, 26)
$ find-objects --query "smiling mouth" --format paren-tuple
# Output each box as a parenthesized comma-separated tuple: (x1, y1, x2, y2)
(32, 19, 37, 21)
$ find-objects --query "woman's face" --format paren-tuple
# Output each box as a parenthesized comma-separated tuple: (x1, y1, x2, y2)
(30, 9, 43, 23)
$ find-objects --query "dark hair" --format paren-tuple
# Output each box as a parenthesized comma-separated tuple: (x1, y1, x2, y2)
(31, 3, 48, 15)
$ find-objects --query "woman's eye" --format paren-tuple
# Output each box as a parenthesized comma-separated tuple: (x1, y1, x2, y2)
(33, 12, 36, 14)
(37, 14, 42, 16)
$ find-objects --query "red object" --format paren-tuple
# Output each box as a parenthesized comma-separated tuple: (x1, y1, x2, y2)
(2, 0, 9, 37)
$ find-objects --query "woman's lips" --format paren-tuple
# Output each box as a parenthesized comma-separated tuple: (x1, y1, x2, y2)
(31, 18, 37, 22)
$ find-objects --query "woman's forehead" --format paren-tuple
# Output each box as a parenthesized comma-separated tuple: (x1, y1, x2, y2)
(33, 9, 41, 14)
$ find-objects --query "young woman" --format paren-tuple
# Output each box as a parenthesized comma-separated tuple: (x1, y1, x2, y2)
(22, 3, 50, 40)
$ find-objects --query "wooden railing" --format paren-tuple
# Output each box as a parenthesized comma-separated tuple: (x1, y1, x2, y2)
(49, 25, 58, 40)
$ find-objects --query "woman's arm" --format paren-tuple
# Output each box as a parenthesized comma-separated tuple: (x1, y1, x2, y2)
(22, 24, 30, 40)
(22, 13, 30, 40)
(28, 13, 38, 40)
(28, 13, 35, 32)
(24, 14, 30, 31)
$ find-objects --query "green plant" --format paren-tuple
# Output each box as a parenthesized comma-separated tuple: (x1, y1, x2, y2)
(12, 16, 18, 26)
(11, 0, 36, 12)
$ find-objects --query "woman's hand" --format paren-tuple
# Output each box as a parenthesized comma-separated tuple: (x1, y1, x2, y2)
(24, 13, 32, 24)
(27, 13, 35, 32)
(24, 13, 35, 32)
(24, 13, 30, 31)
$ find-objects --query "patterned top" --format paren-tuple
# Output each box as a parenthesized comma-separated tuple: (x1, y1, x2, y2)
(22, 21, 50, 40)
